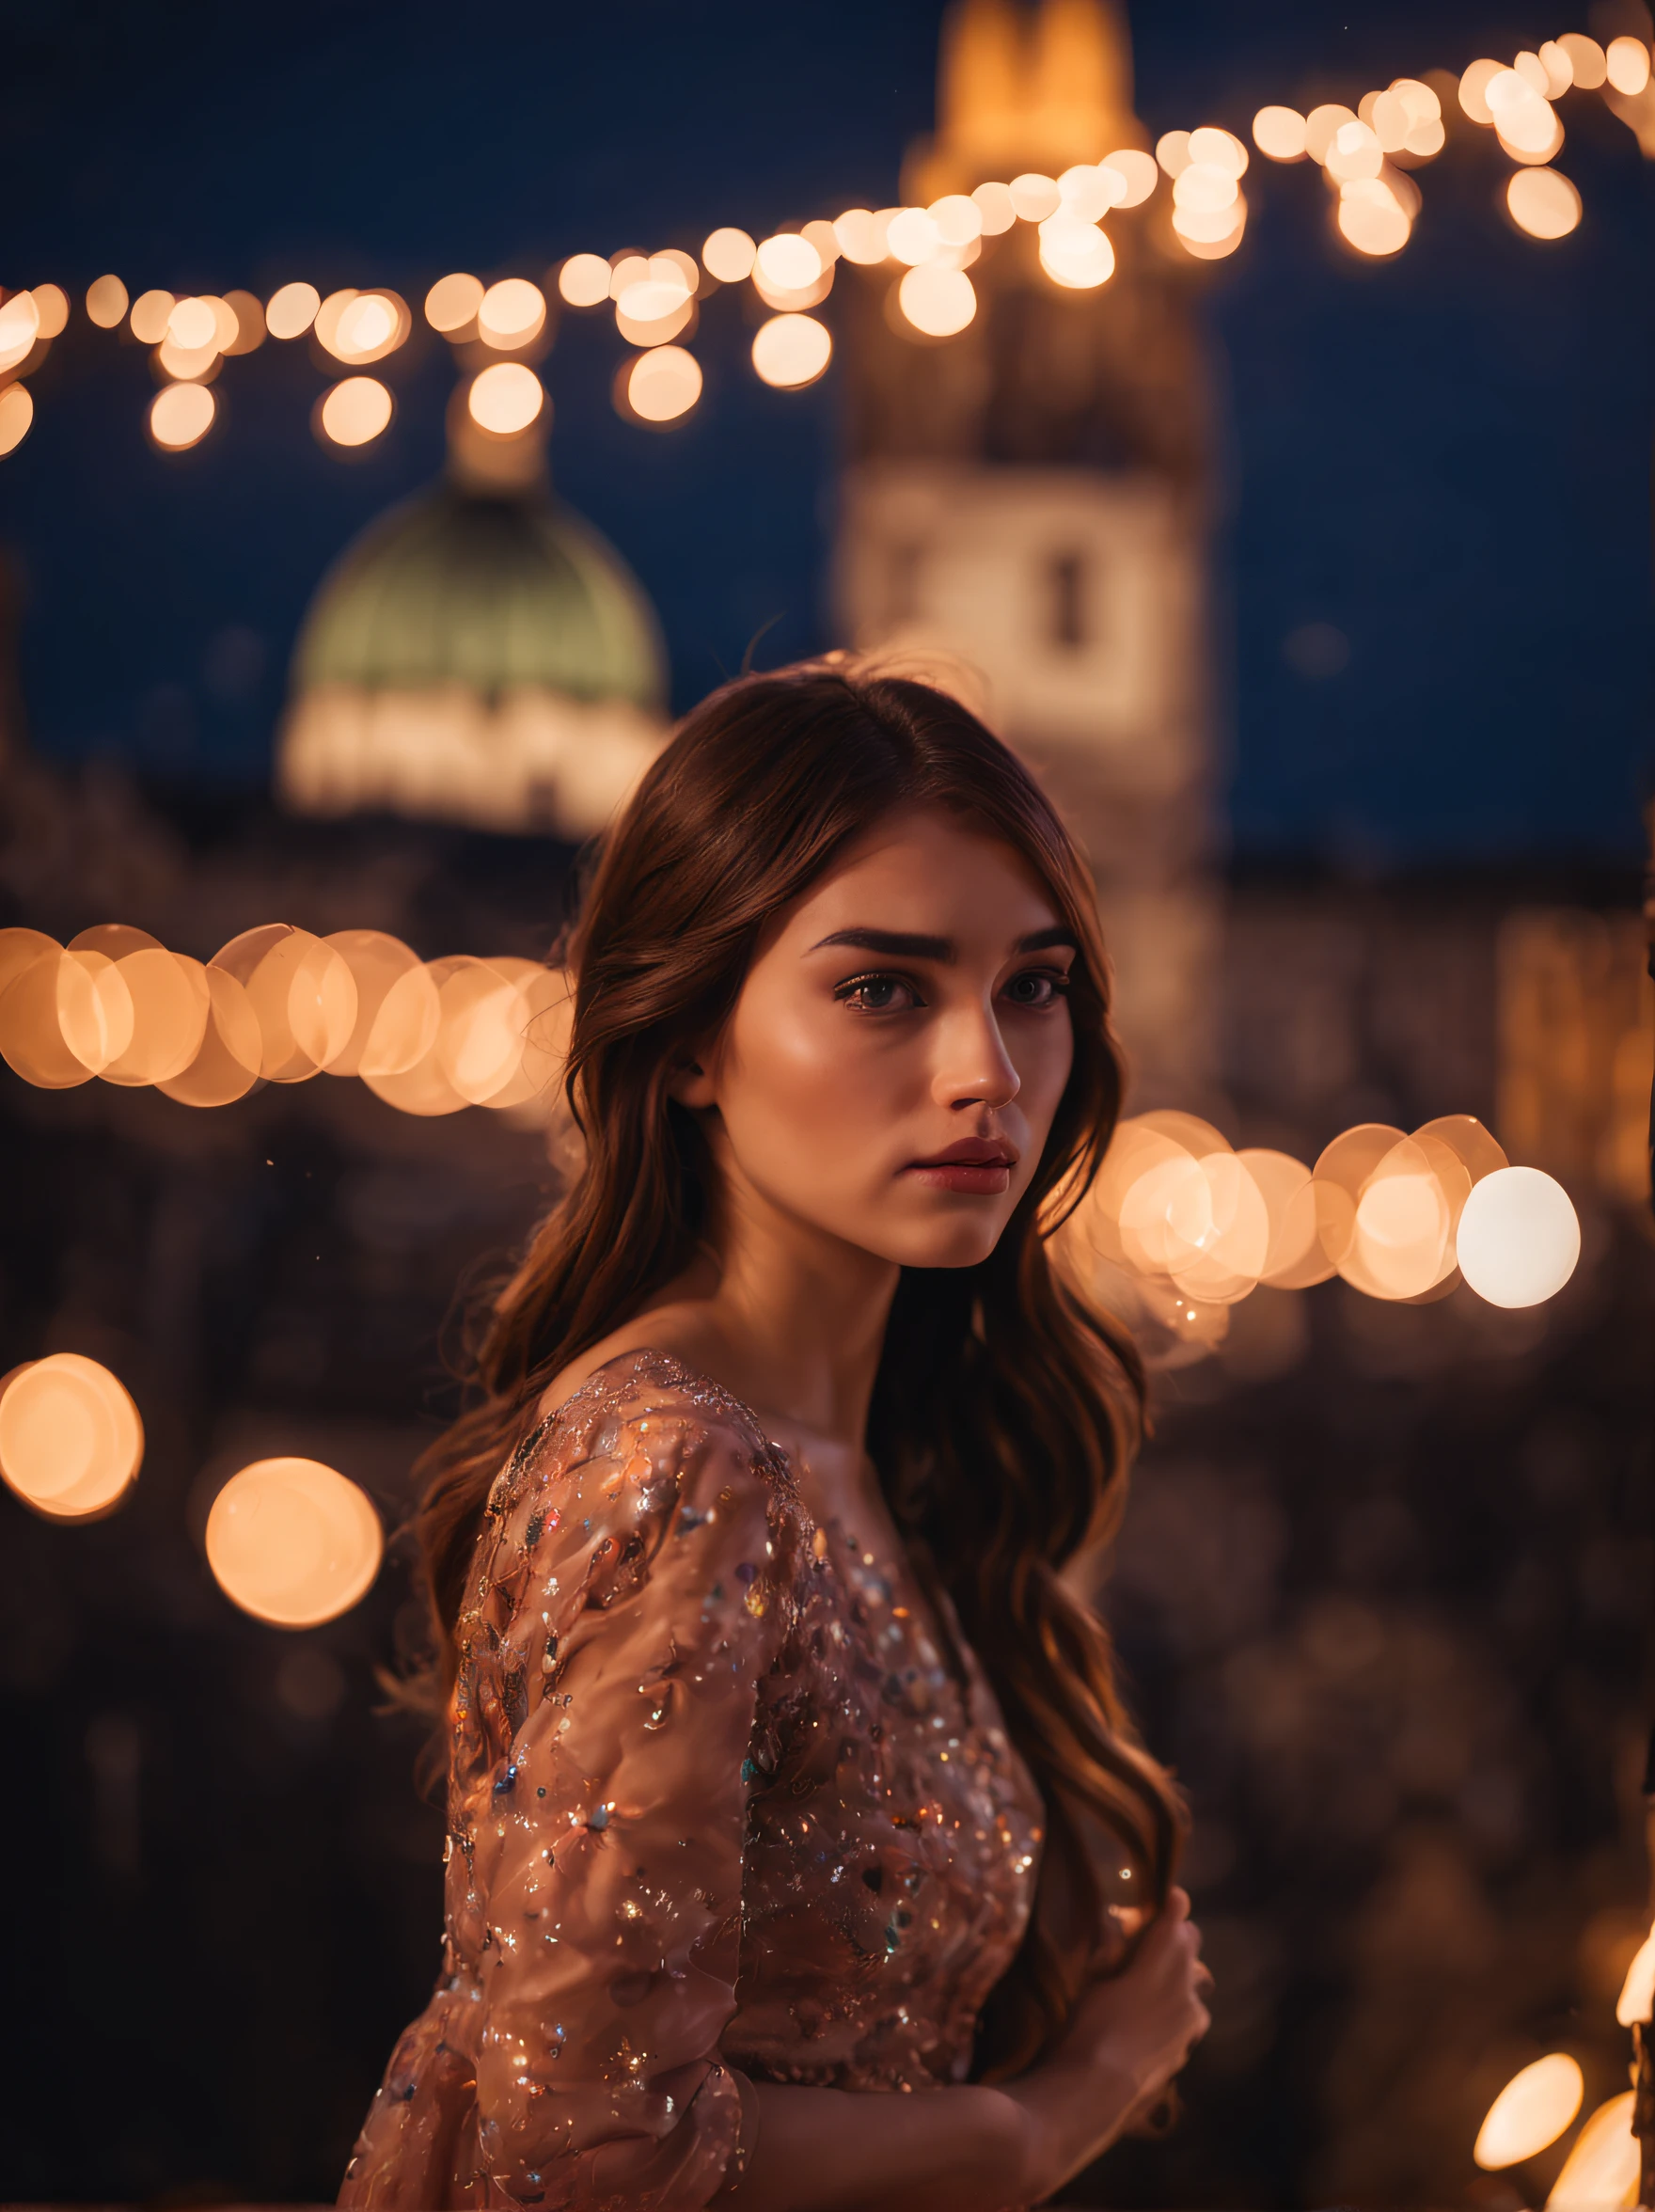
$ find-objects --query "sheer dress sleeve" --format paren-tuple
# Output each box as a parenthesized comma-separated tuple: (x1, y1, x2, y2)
(442, 1386, 803, 2208)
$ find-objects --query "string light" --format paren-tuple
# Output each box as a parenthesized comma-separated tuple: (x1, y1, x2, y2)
(624, 344, 702, 421)
(205, 1456, 382, 1627)
(1, 21, 1647, 463)
(317, 376, 394, 448)
(0, 385, 33, 457)
(1474, 2054, 1584, 2168)
(0, 1353, 143, 1523)
(149, 383, 214, 450)
(467, 361, 544, 434)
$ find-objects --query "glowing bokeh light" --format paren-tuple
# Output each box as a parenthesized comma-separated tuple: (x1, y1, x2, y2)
(701, 228, 758, 283)
(1304, 103, 1357, 161)
(1008, 172, 1061, 220)
(150, 382, 215, 450)
(885, 209, 941, 266)
(1155, 131, 1193, 176)
(265, 281, 321, 339)
(1616, 1922, 1655, 2027)
(1605, 35, 1652, 94)
(897, 263, 977, 336)
(615, 281, 694, 346)
(425, 272, 484, 332)
(166, 295, 217, 350)
(654, 247, 702, 293)
(1174, 162, 1238, 213)
(467, 361, 544, 434)
(832, 208, 891, 262)
(1337, 178, 1411, 257)
(1507, 167, 1583, 240)
(1537, 42, 1575, 96)
(1558, 33, 1608, 88)
(156, 337, 220, 383)
(221, 290, 265, 353)
(318, 376, 394, 448)
(317, 289, 407, 364)
(30, 283, 69, 338)
(1189, 125, 1248, 177)
(0, 1353, 142, 1521)
(626, 344, 702, 421)
(1253, 105, 1309, 159)
(1474, 2054, 1584, 2170)
(86, 274, 129, 328)
(128, 289, 173, 345)
(1240, 1147, 1333, 1288)
(1455, 1166, 1580, 1307)
(1038, 216, 1115, 288)
(0, 291, 41, 374)
(1487, 69, 1562, 159)
(97, 948, 211, 1085)
(1458, 58, 1504, 125)
(1103, 149, 1158, 205)
(558, 253, 614, 307)
(1326, 118, 1383, 181)
(206, 1457, 382, 1628)
(928, 192, 984, 245)
(477, 277, 545, 350)
(156, 967, 262, 1107)
(751, 312, 831, 388)
(0, 384, 34, 458)
(1545, 2092, 1639, 2212)
(1056, 164, 1114, 222)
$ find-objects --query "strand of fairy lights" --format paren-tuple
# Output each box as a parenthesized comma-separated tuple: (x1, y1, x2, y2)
(0, 29, 1646, 462)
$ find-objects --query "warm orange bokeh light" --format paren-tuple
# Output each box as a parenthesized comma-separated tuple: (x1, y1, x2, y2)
(701, 228, 757, 283)
(166, 296, 218, 350)
(1545, 2091, 1639, 2212)
(128, 289, 173, 345)
(210, 924, 359, 1081)
(897, 264, 977, 336)
(1253, 105, 1308, 160)
(86, 274, 129, 328)
(156, 967, 262, 1107)
(1605, 34, 1652, 93)
(1456, 1167, 1580, 1308)
(467, 360, 544, 434)
(834, 209, 894, 263)
(751, 313, 831, 388)
(1507, 167, 1583, 240)
(478, 277, 546, 350)
(265, 280, 322, 339)
(149, 383, 216, 450)
(425, 272, 484, 332)
(221, 290, 265, 353)
(0, 384, 34, 458)
(626, 344, 702, 422)
(205, 1457, 382, 1628)
(1103, 149, 1158, 206)
(1009, 171, 1062, 219)
(557, 253, 614, 307)
(1474, 2053, 1584, 2169)
(1039, 216, 1116, 288)
(0, 1353, 143, 1521)
(317, 376, 394, 448)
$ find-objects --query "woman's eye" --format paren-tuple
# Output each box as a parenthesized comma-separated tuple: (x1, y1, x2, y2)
(837, 973, 921, 1013)
(1003, 970, 1068, 1008)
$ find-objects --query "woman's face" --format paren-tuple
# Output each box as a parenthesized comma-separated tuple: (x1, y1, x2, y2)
(684, 806, 1079, 1272)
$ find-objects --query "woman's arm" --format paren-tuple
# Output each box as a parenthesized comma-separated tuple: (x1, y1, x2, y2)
(723, 1889, 1212, 2212)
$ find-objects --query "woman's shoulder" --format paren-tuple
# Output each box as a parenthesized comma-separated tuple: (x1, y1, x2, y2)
(520, 1337, 795, 1507)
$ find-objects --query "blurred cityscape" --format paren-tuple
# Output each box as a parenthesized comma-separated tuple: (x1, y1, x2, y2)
(0, 3, 1651, 2206)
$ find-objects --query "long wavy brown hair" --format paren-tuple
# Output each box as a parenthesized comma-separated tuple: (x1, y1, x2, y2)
(410, 660, 1183, 2077)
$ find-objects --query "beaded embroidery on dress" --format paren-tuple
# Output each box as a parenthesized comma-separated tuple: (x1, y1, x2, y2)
(339, 1348, 1045, 2209)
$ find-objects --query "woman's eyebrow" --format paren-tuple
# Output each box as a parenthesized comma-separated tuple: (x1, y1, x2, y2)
(809, 927, 956, 961)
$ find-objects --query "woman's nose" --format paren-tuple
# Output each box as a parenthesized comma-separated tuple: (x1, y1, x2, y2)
(934, 1003, 1020, 1113)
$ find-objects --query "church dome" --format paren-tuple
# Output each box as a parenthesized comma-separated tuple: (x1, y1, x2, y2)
(277, 477, 669, 839)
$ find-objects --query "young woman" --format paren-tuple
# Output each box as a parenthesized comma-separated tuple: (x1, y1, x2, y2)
(340, 665, 1210, 2212)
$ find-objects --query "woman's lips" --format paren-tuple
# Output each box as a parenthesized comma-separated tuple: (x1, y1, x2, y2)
(903, 1141, 1017, 1196)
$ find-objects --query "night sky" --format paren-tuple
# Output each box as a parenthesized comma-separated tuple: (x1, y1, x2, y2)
(6, 0, 1653, 862)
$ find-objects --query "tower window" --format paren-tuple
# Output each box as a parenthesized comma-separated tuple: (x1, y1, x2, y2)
(1048, 550, 1088, 651)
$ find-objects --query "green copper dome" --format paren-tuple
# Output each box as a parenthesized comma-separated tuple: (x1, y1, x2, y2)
(292, 481, 667, 710)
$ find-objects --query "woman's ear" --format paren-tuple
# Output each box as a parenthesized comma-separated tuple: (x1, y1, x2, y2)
(668, 1055, 717, 1110)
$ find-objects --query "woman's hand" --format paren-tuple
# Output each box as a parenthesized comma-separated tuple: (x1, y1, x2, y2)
(1001, 1887, 1212, 2203)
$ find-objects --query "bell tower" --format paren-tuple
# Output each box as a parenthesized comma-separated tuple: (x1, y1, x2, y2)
(834, 0, 1217, 1109)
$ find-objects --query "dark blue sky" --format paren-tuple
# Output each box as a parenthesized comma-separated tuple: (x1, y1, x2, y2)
(5, 0, 1652, 861)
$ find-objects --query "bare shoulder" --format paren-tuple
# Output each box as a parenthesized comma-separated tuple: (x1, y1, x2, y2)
(535, 1302, 735, 1427)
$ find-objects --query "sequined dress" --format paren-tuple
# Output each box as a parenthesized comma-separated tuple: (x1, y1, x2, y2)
(340, 1349, 1046, 2209)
